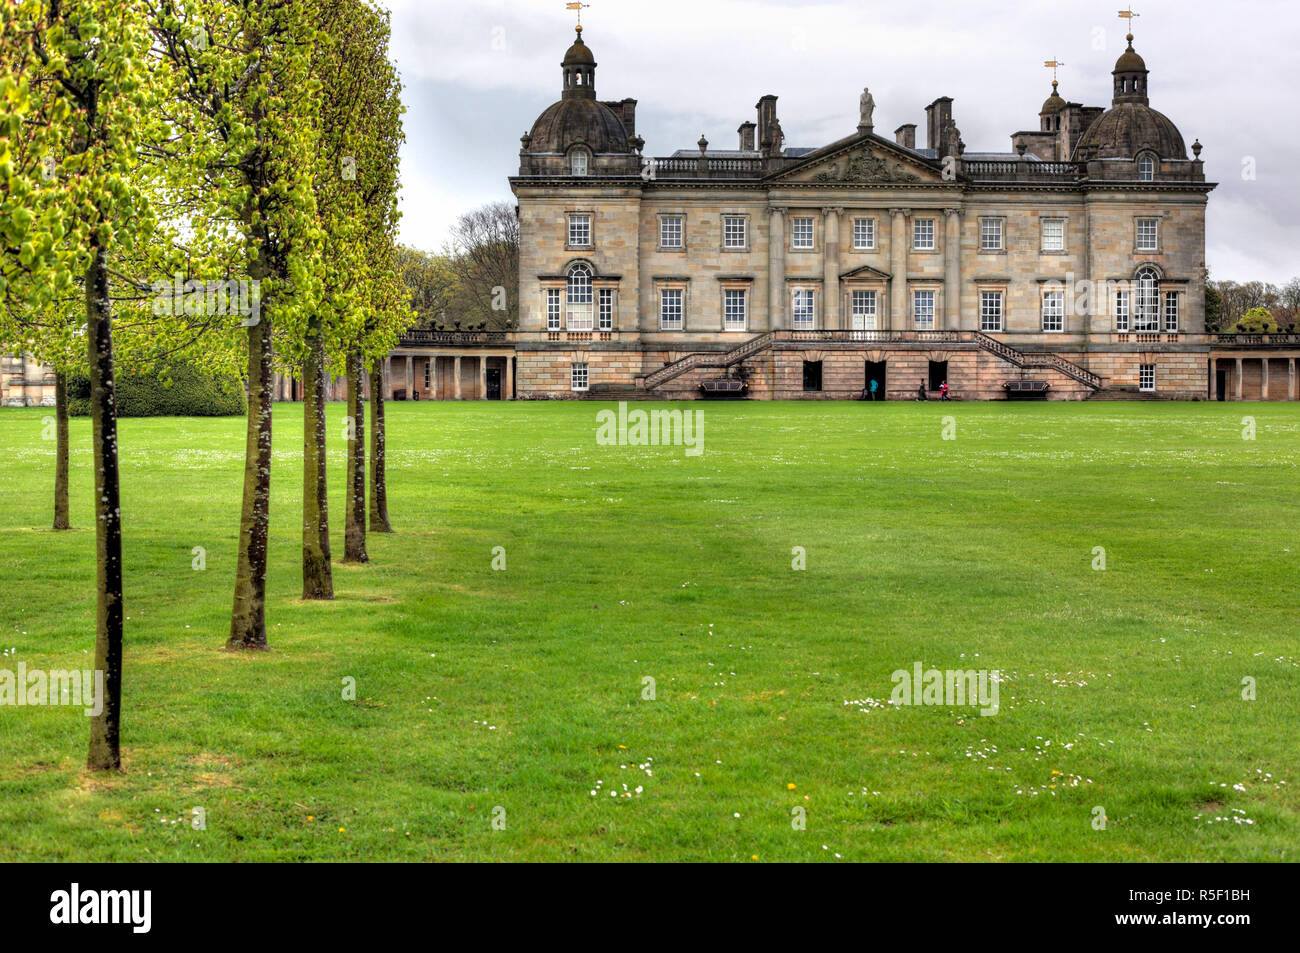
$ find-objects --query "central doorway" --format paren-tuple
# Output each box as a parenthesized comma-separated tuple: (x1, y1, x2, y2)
(865, 360, 886, 400)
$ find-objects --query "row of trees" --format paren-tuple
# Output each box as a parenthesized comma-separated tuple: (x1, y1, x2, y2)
(397, 201, 519, 331)
(0, 0, 409, 770)
(1207, 276, 1300, 332)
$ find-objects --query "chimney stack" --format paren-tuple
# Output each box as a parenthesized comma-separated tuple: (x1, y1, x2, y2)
(894, 124, 916, 150)
(738, 121, 756, 151)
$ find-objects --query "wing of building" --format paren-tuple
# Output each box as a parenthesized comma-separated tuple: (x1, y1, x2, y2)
(491, 21, 1290, 402)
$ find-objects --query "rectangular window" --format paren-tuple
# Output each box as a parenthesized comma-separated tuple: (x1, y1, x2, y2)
(1115, 290, 1129, 332)
(546, 289, 562, 331)
(913, 218, 935, 250)
(791, 216, 815, 249)
(1163, 291, 1179, 332)
(660, 288, 683, 330)
(1139, 364, 1155, 392)
(979, 290, 1004, 332)
(660, 215, 683, 249)
(853, 217, 875, 250)
(570, 151, 588, 176)
(792, 288, 816, 329)
(723, 288, 747, 330)
(1042, 290, 1065, 332)
(723, 215, 747, 249)
(568, 213, 592, 247)
(912, 290, 936, 330)
(598, 288, 613, 331)
(850, 290, 877, 330)
(1042, 219, 1064, 252)
(424, 360, 431, 390)
(980, 218, 1003, 251)
(1136, 217, 1158, 252)
(571, 362, 589, 391)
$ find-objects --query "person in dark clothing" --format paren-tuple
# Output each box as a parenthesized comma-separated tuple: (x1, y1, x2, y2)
(917, 380, 927, 401)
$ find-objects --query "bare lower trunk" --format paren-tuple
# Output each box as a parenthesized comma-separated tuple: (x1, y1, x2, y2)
(53, 371, 70, 530)
(84, 247, 123, 771)
(301, 328, 333, 598)
(229, 313, 274, 649)
(343, 349, 368, 563)
(368, 362, 391, 532)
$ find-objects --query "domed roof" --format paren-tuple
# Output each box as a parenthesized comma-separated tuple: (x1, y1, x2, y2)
(1073, 102, 1187, 161)
(528, 97, 630, 155)
(563, 29, 596, 66)
(1041, 85, 1066, 115)
(1114, 37, 1147, 73)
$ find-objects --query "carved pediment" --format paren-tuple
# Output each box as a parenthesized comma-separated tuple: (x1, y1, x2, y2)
(773, 137, 942, 185)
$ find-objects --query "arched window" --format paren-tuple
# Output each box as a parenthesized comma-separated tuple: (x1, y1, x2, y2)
(566, 263, 593, 330)
(1138, 155, 1155, 181)
(1134, 266, 1160, 332)
(570, 147, 589, 177)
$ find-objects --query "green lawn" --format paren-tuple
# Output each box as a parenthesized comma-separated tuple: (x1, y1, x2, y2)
(0, 400, 1296, 861)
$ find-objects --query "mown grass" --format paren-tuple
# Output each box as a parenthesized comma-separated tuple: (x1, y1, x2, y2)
(0, 400, 1296, 861)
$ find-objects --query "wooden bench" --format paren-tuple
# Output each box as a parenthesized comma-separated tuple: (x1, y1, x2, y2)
(1004, 380, 1050, 399)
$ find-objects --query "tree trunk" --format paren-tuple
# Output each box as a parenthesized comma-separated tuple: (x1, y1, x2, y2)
(53, 371, 70, 530)
(368, 362, 391, 532)
(228, 311, 274, 649)
(84, 246, 124, 771)
(301, 327, 333, 598)
(343, 348, 368, 563)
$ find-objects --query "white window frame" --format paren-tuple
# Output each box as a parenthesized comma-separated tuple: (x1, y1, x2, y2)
(571, 362, 589, 391)
(852, 217, 875, 250)
(659, 287, 684, 330)
(980, 217, 1003, 251)
(723, 288, 747, 331)
(723, 215, 747, 249)
(791, 216, 815, 250)
(1115, 289, 1130, 332)
(1139, 364, 1155, 392)
(660, 214, 683, 250)
(1041, 218, 1065, 252)
(913, 218, 936, 251)
(570, 149, 589, 177)
(1134, 268, 1160, 331)
(566, 264, 594, 330)
(1138, 155, 1154, 181)
(850, 290, 878, 330)
(1042, 289, 1065, 332)
(546, 288, 562, 331)
(979, 290, 1004, 332)
(912, 289, 936, 330)
(1136, 217, 1158, 252)
(1163, 291, 1179, 332)
(568, 213, 592, 248)
(598, 288, 614, 331)
(792, 287, 816, 329)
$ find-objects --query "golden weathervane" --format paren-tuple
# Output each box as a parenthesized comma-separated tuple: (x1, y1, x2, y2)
(1118, 6, 1140, 38)
(566, 2, 590, 30)
(1044, 58, 1065, 87)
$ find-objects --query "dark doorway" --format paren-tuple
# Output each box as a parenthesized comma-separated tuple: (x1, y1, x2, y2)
(803, 360, 823, 392)
(1215, 368, 1227, 401)
(928, 360, 948, 392)
(865, 360, 887, 400)
(486, 367, 502, 400)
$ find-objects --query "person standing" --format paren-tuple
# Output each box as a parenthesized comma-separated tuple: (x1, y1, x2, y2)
(869, 378, 879, 401)
(917, 380, 927, 401)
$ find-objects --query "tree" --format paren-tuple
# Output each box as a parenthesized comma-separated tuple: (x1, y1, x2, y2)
(1, 0, 171, 770)
(1237, 306, 1279, 334)
(447, 202, 519, 330)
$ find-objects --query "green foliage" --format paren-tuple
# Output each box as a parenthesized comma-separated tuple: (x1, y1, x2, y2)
(1236, 306, 1279, 333)
(67, 361, 245, 417)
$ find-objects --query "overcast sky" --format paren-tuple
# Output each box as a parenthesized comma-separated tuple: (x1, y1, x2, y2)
(382, 0, 1300, 285)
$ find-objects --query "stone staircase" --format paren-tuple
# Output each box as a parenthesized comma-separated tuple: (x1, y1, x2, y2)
(639, 332, 775, 390)
(971, 332, 1103, 390)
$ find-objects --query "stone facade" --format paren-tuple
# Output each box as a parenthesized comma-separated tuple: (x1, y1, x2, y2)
(500, 21, 1289, 402)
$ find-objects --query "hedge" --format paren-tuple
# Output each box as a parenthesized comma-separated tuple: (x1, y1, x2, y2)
(68, 361, 246, 417)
